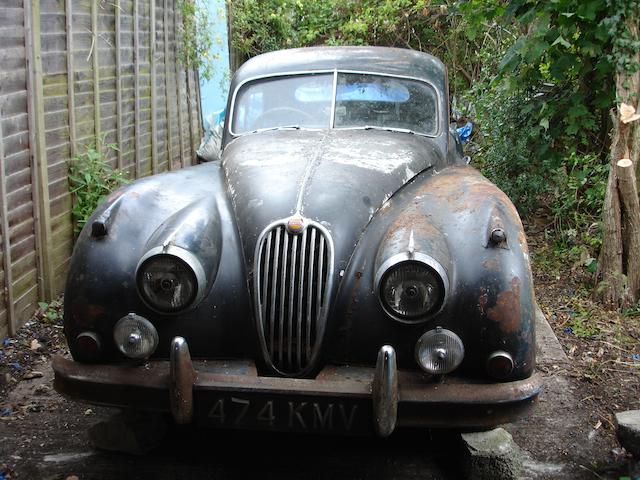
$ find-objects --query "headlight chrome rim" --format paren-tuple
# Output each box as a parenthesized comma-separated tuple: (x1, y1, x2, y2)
(136, 245, 206, 314)
(375, 252, 448, 324)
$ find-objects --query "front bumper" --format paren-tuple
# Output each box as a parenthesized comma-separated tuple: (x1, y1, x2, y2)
(52, 338, 542, 436)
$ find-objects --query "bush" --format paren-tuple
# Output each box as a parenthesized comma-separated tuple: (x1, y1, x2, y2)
(466, 83, 551, 215)
(68, 136, 127, 234)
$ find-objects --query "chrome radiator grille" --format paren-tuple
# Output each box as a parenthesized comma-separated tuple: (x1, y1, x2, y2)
(254, 219, 333, 376)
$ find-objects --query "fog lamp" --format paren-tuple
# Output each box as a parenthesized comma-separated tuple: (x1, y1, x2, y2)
(415, 327, 464, 374)
(113, 313, 159, 360)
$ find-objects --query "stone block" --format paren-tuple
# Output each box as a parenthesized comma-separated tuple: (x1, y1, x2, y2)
(616, 410, 640, 457)
(88, 410, 167, 455)
(460, 428, 522, 480)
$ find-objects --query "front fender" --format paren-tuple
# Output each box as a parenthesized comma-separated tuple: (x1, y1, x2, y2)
(329, 166, 535, 380)
(64, 163, 255, 362)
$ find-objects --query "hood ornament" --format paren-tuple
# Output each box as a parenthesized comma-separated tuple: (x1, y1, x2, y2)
(286, 215, 306, 235)
(407, 230, 415, 258)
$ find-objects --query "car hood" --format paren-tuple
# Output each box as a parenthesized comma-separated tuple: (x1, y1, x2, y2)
(222, 128, 443, 272)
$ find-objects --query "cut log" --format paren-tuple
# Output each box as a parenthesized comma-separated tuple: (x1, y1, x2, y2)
(617, 158, 640, 302)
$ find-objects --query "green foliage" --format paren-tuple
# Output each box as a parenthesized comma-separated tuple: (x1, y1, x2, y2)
(551, 152, 607, 233)
(459, 0, 624, 270)
(228, 0, 493, 92)
(37, 299, 62, 324)
(469, 80, 550, 214)
(68, 136, 127, 234)
(569, 316, 600, 339)
(622, 304, 640, 318)
(178, 0, 217, 81)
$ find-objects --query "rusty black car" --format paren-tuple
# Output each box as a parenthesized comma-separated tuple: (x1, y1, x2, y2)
(53, 47, 541, 437)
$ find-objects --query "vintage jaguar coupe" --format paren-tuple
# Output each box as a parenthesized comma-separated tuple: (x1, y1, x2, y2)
(53, 47, 541, 436)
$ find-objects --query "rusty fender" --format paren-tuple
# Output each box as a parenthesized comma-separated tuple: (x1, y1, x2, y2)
(330, 166, 536, 380)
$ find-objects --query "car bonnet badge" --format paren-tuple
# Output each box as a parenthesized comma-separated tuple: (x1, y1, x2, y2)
(286, 215, 306, 234)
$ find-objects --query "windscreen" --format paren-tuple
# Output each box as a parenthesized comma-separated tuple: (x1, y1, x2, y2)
(231, 72, 438, 136)
(232, 74, 334, 134)
(334, 73, 438, 135)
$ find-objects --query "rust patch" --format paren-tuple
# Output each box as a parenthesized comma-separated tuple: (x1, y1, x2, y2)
(478, 293, 489, 314)
(414, 166, 519, 217)
(482, 258, 499, 270)
(487, 277, 522, 333)
(382, 209, 441, 246)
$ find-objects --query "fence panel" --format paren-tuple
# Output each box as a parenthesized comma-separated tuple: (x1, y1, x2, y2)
(0, 0, 202, 337)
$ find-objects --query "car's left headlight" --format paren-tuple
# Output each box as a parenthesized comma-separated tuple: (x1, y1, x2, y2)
(376, 253, 447, 323)
(136, 246, 205, 313)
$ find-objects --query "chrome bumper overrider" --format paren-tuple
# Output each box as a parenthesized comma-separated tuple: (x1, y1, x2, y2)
(52, 337, 542, 436)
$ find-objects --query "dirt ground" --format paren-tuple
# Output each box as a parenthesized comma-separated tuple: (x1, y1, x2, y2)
(1, 224, 639, 479)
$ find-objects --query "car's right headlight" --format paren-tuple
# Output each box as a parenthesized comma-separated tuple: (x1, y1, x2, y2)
(376, 253, 447, 323)
(136, 246, 205, 314)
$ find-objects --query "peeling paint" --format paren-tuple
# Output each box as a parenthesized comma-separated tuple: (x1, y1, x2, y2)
(248, 198, 263, 209)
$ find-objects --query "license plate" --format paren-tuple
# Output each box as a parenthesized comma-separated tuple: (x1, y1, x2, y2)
(196, 394, 372, 434)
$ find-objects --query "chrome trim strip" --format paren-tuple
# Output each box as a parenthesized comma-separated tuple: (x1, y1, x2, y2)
(228, 69, 442, 138)
(269, 227, 281, 356)
(261, 230, 272, 347)
(315, 235, 325, 350)
(278, 231, 289, 366)
(287, 234, 298, 367)
(330, 69, 338, 128)
(306, 227, 316, 362)
(296, 228, 307, 369)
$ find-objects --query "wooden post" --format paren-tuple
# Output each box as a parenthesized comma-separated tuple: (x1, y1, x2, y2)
(174, 4, 185, 168)
(25, 0, 55, 300)
(134, 0, 140, 178)
(194, 68, 203, 141)
(115, 0, 124, 170)
(150, 0, 158, 174)
(164, 0, 174, 171)
(185, 67, 195, 165)
(65, 0, 77, 158)
(0, 113, 16, 335)
(92, 0, 101, 139)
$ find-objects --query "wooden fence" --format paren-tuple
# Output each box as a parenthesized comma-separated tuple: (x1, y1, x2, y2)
(0, 0, 203, 339)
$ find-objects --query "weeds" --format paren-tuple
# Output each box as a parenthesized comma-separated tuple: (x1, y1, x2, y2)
(68, 136, 127, 234)
(36, 299, 63, 324)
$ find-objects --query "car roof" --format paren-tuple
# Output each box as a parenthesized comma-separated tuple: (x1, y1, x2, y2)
(229, 46, 447, 92)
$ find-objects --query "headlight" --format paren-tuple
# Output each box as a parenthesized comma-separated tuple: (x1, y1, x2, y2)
(376, 253, 447, 323)
(113, 313, 159, 360)
(136, 246, 205, 313)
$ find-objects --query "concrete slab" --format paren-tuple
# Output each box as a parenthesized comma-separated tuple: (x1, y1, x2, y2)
(535, 306, 568, 366)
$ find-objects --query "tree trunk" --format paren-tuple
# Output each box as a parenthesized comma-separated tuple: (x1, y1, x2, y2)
(617, 159, 640, 302)
(594, 11, 640, 308)
(595, 121, 627, 307)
